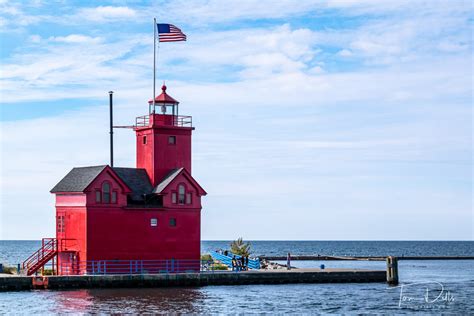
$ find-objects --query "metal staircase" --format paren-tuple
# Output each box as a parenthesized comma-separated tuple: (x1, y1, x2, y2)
(22, 238, 57, 276)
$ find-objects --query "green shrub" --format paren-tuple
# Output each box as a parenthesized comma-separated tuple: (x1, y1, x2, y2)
(211, 263, 228, 270)
(2, 265, 18, 274)
(42, 269, 54, 276)
(200, 254, 212, 261)
(230, 237, 251, 257)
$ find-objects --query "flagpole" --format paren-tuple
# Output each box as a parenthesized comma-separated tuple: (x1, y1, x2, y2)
(152, 17, 156, 114)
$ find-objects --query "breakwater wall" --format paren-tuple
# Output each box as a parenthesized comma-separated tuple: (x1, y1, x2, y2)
(0, 269, 386, 292)
(260, 255, 474, 261)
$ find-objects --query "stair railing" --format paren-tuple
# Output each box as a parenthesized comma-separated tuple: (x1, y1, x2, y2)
(22, 238, 57, 272)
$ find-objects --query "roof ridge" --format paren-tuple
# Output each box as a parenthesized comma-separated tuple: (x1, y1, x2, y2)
(112, 167, 147, 170)
(73, 165, 108, 169)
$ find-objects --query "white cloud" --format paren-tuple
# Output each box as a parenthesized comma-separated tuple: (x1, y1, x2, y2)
(326, 0, 471, 16)
(160, 0, 321, 24)
(48, 34, 103, 44)
(307, 65, 324, 74)
(437, 40, 471, 53)
(337, 49, 352, 57)
(1, 17, 471, 108)
(28, 34, 41, 43)
(77, 6, 137, 22)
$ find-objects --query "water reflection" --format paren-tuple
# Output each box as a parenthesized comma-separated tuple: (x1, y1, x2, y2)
(2, 279, 473, 314)
(51, 288, 207, 314)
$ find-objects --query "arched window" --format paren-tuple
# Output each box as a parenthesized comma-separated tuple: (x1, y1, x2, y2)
(102, 182, 111, 203)
(178, 184, 185, 204)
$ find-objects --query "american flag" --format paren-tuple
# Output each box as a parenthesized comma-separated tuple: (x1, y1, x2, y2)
(157, 23, 187, 42)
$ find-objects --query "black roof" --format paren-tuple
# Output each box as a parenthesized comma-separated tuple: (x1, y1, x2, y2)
(50, 165, 107, 193)
(153, 168, 183, 194)
(50, 165, 153, 198)
(112, 167, 153, 198)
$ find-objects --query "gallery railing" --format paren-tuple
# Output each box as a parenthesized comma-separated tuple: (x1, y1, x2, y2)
(135, 114, 192, 128)
(59, 259, 219, 275)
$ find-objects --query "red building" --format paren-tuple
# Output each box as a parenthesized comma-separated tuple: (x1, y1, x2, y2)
(23, 85, 206, 275)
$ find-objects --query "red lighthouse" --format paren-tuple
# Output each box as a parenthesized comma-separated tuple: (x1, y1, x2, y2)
(22, 85, 206, 276)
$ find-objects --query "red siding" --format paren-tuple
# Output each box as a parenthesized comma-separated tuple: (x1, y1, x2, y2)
(55, 194, 86, 206)
(86, 208, 201, 261)
(136, 114, 192, 186)
(56, 206, 87, 272)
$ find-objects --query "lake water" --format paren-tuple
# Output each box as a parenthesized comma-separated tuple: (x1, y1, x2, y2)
(1, 240, 473, 314)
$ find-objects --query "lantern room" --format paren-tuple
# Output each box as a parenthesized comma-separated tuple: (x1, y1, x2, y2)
(139, 85, 192, 128)
(149, 84, 180, 115)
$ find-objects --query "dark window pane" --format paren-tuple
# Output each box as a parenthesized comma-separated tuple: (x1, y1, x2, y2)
(169, 218, 176, 227)
(96, 191, 101, 203)
(172, 192, 177, 204)
(178, 185, 185, 204)
(111, 191, 117, 203)
(102, 182, 111, 203)
(168, 136, 176, 144)
(57, 216, 65, 233)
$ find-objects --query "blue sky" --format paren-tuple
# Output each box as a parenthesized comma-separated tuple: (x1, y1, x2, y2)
(0, 0, 472, 240)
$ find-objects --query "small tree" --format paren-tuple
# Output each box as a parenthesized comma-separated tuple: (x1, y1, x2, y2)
(230, 237, 251, 257)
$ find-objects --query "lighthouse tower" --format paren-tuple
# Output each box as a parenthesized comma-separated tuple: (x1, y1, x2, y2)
(136, 84, 193, 186)
(22, 85, 206, 276)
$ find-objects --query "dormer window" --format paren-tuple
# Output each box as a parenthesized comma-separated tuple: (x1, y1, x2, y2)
(102, 182, 111, 203)
(96, 182, 117, 204)
(172, 184, 192, 205)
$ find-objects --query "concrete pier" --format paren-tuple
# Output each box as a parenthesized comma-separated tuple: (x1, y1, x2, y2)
(0, 269, 386, 292)
(260, 255, 474, 261)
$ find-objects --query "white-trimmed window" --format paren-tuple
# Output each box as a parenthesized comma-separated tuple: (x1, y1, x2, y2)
(102, 182, 111, 203)
(151, 218, 158, 227)
(178, 185, 185, 204)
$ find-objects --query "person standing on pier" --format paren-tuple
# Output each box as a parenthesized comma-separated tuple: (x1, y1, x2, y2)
(287, 253, 291, 270)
